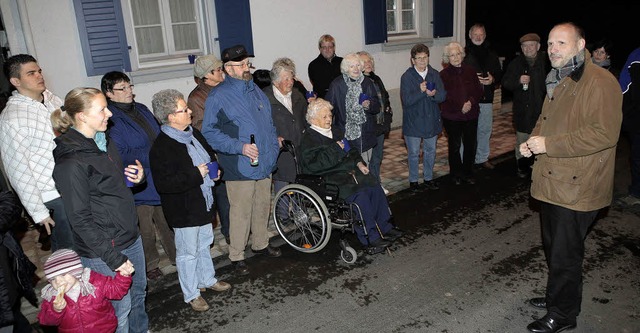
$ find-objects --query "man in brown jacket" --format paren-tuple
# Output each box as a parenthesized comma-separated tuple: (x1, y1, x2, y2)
(520, 22, 622, 333)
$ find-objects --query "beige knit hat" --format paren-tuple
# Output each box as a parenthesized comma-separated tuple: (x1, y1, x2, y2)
(194, 55, 223, 78)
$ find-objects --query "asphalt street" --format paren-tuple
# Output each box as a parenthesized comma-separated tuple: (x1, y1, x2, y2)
(143, 140, 640, 333)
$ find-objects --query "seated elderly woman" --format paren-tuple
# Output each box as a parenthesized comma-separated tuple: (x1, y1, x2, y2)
(299, 98, 402, 253)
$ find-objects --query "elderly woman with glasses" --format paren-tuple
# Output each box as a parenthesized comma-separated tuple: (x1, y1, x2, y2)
(325, 53, 381, 167)
(299, 99, 402, 254)
(148, 89, 231, 313)
(439, 42, 484, 185)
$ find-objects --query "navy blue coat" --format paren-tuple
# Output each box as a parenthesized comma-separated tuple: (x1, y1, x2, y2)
(400, 65, 446, 138)
(325, 75, 380, 153)
(107, 102, 162, 205)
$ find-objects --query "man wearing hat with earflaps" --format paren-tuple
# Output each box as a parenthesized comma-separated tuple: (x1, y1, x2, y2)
(501, 32, 549, 178)
(37, 249, 132, 332)
(201, 45, 281, 276)
(188, 54, 225, 131)
(188, 54, 232, 246)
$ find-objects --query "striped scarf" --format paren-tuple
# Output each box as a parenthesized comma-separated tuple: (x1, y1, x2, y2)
(545, 50, 585, 98)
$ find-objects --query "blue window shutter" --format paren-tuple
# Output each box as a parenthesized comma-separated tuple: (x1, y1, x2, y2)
(363, 0, 387, 45)
(214, 0, 254, 54)
(73, 0, 131, 76)
(433, 0, 454, 38)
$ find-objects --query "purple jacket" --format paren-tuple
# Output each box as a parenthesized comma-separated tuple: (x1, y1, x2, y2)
(439, 63, 484, 121)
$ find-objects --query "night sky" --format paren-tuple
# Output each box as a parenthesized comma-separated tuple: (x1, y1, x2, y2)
(466, 0, 636, 71)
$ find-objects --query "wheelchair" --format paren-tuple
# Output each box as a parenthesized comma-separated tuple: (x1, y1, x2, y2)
(272, 141, 381, 264)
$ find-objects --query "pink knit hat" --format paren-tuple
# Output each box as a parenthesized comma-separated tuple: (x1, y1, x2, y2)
(44, 249, 84, 281)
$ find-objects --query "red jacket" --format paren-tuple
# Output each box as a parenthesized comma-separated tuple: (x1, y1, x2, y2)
(38, 271, 132, 333)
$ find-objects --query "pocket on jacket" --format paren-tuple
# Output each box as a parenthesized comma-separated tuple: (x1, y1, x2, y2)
(538, 163, 584, 205)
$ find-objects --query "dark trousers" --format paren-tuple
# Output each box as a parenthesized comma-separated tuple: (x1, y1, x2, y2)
(213, 181, 231, 238)
(627, 131, 640, 197)
(136, 205, 176, 271)
(540, 202, 598, 322)
(44, 197, 75, 252)
(346, 185, 393, 246)
(442, 118, 478, 179)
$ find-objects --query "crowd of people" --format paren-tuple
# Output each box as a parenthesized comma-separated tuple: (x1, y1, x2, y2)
(0, 21, 634, 333)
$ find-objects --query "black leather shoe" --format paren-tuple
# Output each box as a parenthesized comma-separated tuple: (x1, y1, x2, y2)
(233, 260, 250, 276)
(384, 228, 404, 242)
(528, 297, 546, 309)
(463, 177, 476, 185)
(370, 238, 391, 248)
(453, 177, 462, 185)
(527, 314, 576, 333)
(409, 182, 419, 188)
(424, 180, 440, 190)
(252, 245, 282, 257)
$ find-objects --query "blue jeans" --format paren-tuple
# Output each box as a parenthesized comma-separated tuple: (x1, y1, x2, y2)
(213, 181, 230, 238)
(81, 237, 148, 333)
(475, 103, 493, 163)
(44, 197, 75, 251)
(175, 225, 217, 303)
(369, 134, 385, 182)
(404, 135, 438, 183)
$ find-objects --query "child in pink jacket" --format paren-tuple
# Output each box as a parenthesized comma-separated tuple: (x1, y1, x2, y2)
(37, 249, 132, 332)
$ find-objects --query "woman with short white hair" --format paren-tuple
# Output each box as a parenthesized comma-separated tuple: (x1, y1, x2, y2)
(325, 53, 381, 167)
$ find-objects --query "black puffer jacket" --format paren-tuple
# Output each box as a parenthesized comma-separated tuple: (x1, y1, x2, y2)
(0, 190, 37, 327)
(53, 129, 139, 270)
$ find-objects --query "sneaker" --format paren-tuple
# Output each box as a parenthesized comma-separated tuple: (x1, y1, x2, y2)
(189, 296, 209, 312)
(618, 194, 640, 206)
(381, 185, 390, 195)
(251, 245, 282, 257)
(199, 281, 231, 292)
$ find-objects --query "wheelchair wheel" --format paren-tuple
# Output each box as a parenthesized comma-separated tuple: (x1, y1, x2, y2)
(340, 246, 357, 264)
(273, 184, 331, 253)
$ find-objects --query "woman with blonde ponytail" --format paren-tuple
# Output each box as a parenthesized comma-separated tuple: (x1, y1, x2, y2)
(50, 87, 150, 333)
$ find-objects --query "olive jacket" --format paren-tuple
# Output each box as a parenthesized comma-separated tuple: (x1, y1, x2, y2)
(530, 52, 622, 211)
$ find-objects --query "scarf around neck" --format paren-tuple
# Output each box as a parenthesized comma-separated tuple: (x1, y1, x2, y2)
(545, 50, 585, 98)
(310, 124, 333, 138)
(343, 74, 366, 140)
(41, 268, 96, 302)
(161, 125, 215, 211)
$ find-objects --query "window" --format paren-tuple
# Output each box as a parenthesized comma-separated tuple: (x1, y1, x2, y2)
(127, 0, 203, 64)
(386, 0, 417, 37)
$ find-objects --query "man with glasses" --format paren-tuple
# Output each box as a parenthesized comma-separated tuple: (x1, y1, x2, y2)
(400, 43, 446, 190)
(501, 33, 549, 178)
(0, 54, 75, 252)
(101, 71, 177, 281)
(202, 44, 281, 276)
(308, 34, 343, 98)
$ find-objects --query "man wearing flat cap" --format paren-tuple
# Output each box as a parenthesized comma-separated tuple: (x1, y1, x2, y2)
(201, 44, 281, 276)
(501, 32, 549, 178)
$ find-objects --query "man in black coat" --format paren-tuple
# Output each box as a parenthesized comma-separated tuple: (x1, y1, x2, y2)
(308, 34, 343, 99)
(501, 33, 549, 178)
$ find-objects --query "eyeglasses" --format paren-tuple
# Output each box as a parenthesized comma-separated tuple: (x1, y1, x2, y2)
(414, 56, 428, 61)
(111, 85, 134, 92)
(448, 53, 462, 58)
(174, 107, 189, 114)
(226, 62, 252, 68)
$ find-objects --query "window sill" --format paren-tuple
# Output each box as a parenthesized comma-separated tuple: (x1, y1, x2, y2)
(382, 36, 434, 52)
(128, 63, 195, 84)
